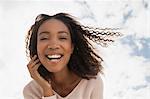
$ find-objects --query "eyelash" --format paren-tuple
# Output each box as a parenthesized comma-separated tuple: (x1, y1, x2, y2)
(40, 38, 48, 40)
(59, 37, 67, 40)
(39, 37, 67, 41)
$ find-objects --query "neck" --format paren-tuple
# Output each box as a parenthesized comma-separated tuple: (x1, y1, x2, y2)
(51, 67, 74, 86)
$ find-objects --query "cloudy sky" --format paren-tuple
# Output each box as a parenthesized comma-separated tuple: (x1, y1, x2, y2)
(0, 0, 149, 99)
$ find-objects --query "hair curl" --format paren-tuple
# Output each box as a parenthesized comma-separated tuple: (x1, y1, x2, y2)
(26, 13, 121, 81)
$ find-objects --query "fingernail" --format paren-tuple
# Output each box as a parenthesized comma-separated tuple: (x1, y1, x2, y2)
(32, 55, 37, 59)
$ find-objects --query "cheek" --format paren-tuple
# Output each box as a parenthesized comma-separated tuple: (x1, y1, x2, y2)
(37, 43, 46, 65)
(66, 43, 74, 54)
(37, 42, 45, 57)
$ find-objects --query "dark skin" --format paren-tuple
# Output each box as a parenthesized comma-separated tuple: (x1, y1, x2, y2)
(27, 19, 82, 97)
(51, 72, 82, 97)
(28, 55, 82, 97)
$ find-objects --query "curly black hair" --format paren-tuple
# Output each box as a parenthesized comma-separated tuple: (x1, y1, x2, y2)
(26, 13, 121, 81)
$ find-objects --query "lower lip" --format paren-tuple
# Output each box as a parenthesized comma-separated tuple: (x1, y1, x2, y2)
(50, 59, 61, 62)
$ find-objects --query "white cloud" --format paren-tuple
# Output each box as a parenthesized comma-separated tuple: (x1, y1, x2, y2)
(100, 40, 150, 99)
(0, 0, 149, 98)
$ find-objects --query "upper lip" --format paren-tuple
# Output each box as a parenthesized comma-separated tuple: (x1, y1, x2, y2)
(46, 53, 63, 55)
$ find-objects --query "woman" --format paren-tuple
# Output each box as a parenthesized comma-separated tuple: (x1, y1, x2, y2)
(23, 13, 120, 99)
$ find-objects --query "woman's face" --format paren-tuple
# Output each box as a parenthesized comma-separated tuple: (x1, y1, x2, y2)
(37, 19, 74, 73)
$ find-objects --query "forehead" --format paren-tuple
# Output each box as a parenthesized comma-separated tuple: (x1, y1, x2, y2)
(38, 19, 70, 34)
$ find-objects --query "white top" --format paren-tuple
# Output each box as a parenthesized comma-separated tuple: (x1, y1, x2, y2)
(23, 75, 103, 99)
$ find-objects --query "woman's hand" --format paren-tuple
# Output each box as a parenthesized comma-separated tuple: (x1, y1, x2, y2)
(27, 55, 54, 97)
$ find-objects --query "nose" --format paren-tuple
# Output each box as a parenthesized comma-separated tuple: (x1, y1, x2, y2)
(47, 44, 59, 50)
(47, 38, 60, 50)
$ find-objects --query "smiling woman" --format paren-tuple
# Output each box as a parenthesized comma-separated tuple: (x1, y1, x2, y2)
(23, 13, 121, 99)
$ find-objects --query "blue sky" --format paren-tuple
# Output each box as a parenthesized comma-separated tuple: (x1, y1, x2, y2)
(121, 35, 150, 60)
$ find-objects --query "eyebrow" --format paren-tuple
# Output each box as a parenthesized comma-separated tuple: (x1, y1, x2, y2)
(58, 31, 69, 35)
(38, 31, 69, 36)
(38, 31, 49, 36)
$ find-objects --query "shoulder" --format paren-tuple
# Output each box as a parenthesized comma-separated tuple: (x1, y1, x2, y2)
(82, 75, 103, 90)
(79, 75, 103, 98)
(23, 80, 43, 98)
(87, 75, 103, 86)
(87, 75, 104, 99)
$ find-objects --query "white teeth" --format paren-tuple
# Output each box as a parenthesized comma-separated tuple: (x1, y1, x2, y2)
(47, 54, 61, 59)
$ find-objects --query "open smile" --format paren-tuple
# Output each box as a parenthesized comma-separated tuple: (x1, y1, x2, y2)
(45, 54, 64, 62)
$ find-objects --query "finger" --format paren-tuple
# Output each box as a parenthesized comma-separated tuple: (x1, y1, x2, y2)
(27, 58, 40, 69)
(28, 55, 37, 65)
(30, 59, 40, 69)
(29, 62, 41, 78)
(31, 55, 37, 61)
(32, 62, 41, 71)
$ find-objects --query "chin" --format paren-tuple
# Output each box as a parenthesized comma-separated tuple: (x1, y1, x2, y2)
(44, 63, 68, 73)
